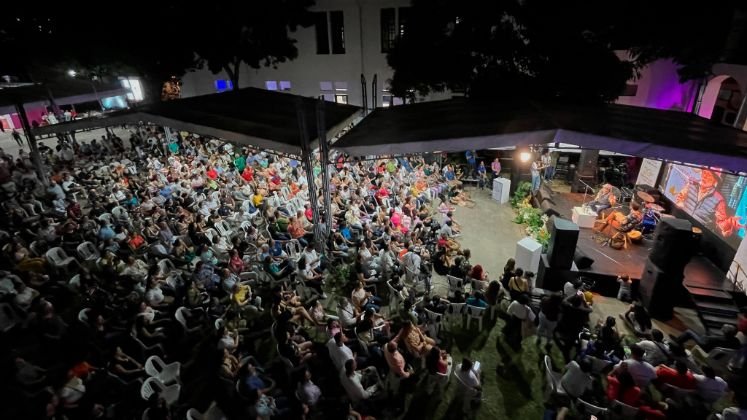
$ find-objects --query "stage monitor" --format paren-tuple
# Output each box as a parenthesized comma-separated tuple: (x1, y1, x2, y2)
(659, 163, 747, 249)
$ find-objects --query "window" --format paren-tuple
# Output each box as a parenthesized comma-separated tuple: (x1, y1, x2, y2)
(314, 12, 329, 54)
(621, 84, 638, 96)
(279, 81, 292, 91)
(319, 93, 335, 102)
(335, 94, 348, 104)
(215, 80, 234, 93)
(265, 81, 278, 91)
(120, 78, 144, 101)
(382, 94, 393, 107)
(398, 7, 411, 38)
(334, 81, 348, 91)
(330, 11, 345, 54)
(381, 8, 396, 52)
(320, 81, 333, 91)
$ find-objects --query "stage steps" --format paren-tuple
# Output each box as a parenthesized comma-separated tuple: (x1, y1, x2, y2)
(685, 284, 739, 334)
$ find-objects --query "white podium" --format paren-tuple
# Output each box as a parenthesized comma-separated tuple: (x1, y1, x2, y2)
(515, 237, 543, 275)
(492, 178, 511, 204)
(571, 206, 597, 229)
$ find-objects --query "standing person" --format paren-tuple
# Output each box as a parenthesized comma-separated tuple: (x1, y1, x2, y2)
(465, 150, 477, 177)
(541, 149, 554, 181)
(530, 159, 542, 192)
(504, 294, 535, 351)
(537, 293, 562, 352)
(491, 157, 501, 182)
(12, 130, 24, 148)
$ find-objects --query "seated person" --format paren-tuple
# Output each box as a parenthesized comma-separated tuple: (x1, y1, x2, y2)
(673, 324, 741, 352)
(595, 201, 642, 236)
(607, 368, 641, 407)
(622, 301, 653, 336)
(655, 360, 697, 390)
(465, 291, 488, 308)
(340, 359, 381, 408)
(587, 183, 616, 213)
(560, 357, 593, 398)
(395, 315, 435, 358)
(425, 295, 449, 314)
(694, 365, 728, 404)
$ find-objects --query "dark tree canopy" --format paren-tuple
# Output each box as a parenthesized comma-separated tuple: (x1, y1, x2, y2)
(388, 0, 742, 104)
(0, 1, 315, 101)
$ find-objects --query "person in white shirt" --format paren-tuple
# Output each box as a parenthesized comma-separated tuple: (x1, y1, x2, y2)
(340, 359, 380, 403)
(455, 358, 482, 412)
(613, 344, 657, 388)
(302, 243, 324, 272)
(560, 358, 593, 398)
(402, 247, 422, 282)
(326, 332, 354, 372)
(694, 365, 728, 403)
(637, 329, 670, 367)
(297, 368, 322, 408)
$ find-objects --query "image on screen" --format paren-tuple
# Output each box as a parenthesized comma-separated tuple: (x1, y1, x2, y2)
(660, 163, 747, 248)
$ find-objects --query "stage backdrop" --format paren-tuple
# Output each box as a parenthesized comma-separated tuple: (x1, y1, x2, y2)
(659, 163, 747, 250)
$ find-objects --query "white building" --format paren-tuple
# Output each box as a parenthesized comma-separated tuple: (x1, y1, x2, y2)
(181, 0, 448, 107)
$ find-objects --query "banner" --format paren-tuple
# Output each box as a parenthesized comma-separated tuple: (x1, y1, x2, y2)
(636, 158, 663, 188)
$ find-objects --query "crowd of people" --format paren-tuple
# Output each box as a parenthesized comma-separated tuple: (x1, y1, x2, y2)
(0, 125, 744, 420)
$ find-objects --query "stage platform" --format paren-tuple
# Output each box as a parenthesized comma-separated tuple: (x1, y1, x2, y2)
(551, 191, 651, 295)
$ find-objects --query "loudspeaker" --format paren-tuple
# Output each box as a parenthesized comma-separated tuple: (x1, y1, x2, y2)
(546, 216, 579, 269)
(639, 258, 680, 320)
(649, 218, 694, 272)
(536, 254, 578, 292)
(574, 248, 594, 270)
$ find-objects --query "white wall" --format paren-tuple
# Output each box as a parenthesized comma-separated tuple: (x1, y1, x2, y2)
(181, 0, 423, 107)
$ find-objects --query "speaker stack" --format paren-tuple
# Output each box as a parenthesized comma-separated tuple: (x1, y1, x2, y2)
(537, 216, 580, 291)
(639, 218, 695, 320)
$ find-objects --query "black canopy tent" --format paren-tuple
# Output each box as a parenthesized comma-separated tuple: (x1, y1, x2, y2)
(333, 98, 747, 174)
(32, 88, 361, 157)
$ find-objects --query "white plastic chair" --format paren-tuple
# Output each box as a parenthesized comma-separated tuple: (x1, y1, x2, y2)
(46, 247, 78, 271)
(286, 240, 302, 260)
(465, 305, 487, 330)
(157, 259, 179, 277)
(444, 302, 466, 328)
(112, 206, 130, 223)
(544, 355, 567, 398)
(215, 220, 233, 238)
(98, 213, 113, 225)
(76, 241, 100, 262)
(447, 275, 466, 299)
(175, 307, 202, 335)
(424, 308, 443, 338)
(145, 355, 181, 385)
(186, 402, 226, 420)
(78, 308, 91, 326)
(706, 347, 738, 377)
(140, 377, 180, 406)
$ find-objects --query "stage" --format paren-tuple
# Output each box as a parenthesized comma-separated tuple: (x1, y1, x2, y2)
(550, 190, 652, 296)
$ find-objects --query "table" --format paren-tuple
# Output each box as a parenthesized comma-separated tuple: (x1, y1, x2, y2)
(572, 206, 597, 229)
(492, 178, 511, 204)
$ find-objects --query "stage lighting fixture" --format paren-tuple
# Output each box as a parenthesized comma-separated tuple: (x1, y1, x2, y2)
(519, 152, 532, 162)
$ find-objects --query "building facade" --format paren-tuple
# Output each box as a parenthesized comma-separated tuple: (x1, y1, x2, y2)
(181, 0, 448, 108)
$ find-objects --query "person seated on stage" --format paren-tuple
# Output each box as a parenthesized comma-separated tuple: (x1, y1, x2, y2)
(587, 183, 617, 213)
(596, 202, 642, 236)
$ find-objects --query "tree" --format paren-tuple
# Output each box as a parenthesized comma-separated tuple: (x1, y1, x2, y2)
(0, 0, 315, 100)
(387, 0, 741, 104)
(175, 0, 315, 89)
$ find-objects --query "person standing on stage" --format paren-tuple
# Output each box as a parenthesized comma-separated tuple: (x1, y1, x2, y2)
(530, 159, 542, 192)
(675, 169, 744, 238)
(541, 149, 554, 181)
(491, 157, 501, 183)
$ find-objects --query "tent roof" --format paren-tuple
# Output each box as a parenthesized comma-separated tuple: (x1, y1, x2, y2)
(333, 98, 747, 173)
(33, 88, 361, 156)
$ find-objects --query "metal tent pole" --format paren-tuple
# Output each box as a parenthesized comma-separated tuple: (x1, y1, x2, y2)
(15, 102, 48, 186)
(296, 99, 322, 249)
(317, 99, 332, 240)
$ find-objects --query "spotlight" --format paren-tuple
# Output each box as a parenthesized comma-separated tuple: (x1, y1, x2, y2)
(67, 69, 77, 77)
(519, 152, 532, 163)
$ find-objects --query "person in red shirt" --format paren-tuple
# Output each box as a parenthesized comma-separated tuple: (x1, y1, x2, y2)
(304, 204, 313, 222)
(607, 369, 641, 407)
(654, 361, 696, 390)
(206, 166, 218, 180)
(241, 166, 254, 182)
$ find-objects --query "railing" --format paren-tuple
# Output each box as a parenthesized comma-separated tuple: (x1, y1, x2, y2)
(727, 261, 746, 293)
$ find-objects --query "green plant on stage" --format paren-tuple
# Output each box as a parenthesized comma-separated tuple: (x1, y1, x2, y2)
(512, 188, 550, 249)
(510, 181, 533, 208)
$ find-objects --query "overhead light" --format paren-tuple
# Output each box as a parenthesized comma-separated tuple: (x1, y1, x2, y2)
(67, 69, 77, 77)
(519, 152, 532, 162)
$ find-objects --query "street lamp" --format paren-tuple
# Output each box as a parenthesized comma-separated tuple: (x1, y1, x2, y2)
(67, 69, 77, 77)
